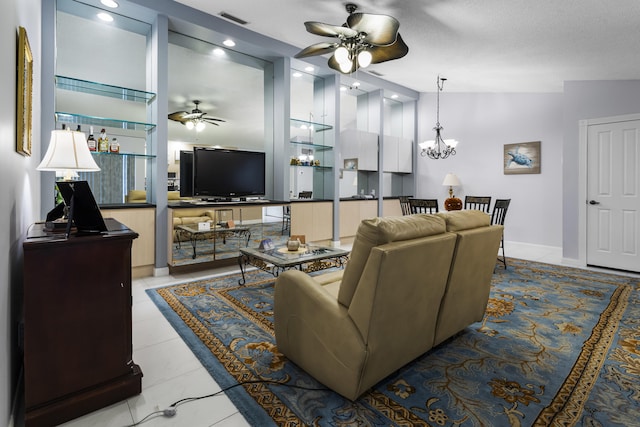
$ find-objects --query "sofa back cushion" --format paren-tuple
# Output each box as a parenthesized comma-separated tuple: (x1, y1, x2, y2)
(338, 214, 446, 307)
(347, 232, 457, 390)
(436, 209, 490, 231)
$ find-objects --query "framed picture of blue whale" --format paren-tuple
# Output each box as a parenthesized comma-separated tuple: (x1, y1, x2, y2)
(503, 141, 541, 174)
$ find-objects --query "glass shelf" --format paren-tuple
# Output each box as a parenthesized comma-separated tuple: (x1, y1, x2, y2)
(91, 151, 155, 159)
(55, 112, 156, 132)
(290, 118, 333, 132)
(55, 75, 156, 103)
(289, 164, 333, 169)
(289, 139, 333, 151)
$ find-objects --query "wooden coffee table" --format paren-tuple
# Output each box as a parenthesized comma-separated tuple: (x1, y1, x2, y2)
(238, 244, 350, 285)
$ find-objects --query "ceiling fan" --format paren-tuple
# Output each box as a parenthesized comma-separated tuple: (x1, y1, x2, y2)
(168, 100, 225, 131)
(295, 3, 409, 74)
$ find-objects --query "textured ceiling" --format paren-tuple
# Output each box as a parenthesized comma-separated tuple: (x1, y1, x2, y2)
(175, 0, 640, 93)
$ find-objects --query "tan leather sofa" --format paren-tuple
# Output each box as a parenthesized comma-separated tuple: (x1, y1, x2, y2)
(125, 190, 182, 203)
(172, 208, 217, 229)
(274, 210, 503, 400)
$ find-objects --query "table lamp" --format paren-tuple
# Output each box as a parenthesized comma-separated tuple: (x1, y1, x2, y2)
(442, 173, 462, 211)
(37, 128, 101, 180)
(37, 128, 101, 232)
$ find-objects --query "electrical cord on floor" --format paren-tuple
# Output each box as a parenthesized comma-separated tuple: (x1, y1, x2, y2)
(126, 379, 329, 426)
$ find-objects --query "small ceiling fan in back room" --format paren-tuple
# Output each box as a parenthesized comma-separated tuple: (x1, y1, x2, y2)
(168, 100, 225, 132)
(294, 3, 409, 74)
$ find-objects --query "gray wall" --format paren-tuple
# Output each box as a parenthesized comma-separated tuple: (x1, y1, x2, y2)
(417, 92, 564, 247)
(562, 80, 640, 260)
(1, 0, 42, 424)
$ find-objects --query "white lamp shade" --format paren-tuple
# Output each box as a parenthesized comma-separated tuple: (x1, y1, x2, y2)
(338, 58, 353, 73)
(357, 50, 372, 68)
(334, 46, 350, 64)
(442, 173, 461, 186)
(195, 120, 206, 132)
(444, 139, 459, 148)
(37, 130, 100, 173)
(185, 120, 195, 130)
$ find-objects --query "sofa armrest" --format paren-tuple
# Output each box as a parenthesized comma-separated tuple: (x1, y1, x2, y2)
(275, 270, 363, 355)
(274, 270, 366, 398)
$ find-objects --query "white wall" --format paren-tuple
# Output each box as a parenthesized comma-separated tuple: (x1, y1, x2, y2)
(417, 92, 564, 247)
(1, 0, 42, 424)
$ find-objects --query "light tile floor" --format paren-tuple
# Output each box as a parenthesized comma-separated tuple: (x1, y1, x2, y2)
(60, 242, 638, 427)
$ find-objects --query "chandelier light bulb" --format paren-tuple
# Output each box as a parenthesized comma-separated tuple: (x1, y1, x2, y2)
(195, 121, 206, 132)
(358, 50, 372, 68)
(334, 46, 350, 64)
(185, 120, 195, 130)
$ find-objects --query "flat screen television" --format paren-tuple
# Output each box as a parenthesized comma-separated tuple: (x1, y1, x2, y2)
(179, 150, 193, 197)
(193, 147, 266, 200)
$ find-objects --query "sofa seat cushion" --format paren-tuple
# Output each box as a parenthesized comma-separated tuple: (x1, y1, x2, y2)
(437, 210, 490, 232)
(338, 214, 446, 307)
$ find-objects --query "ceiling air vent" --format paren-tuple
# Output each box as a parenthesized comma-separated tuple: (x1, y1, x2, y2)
(219, 12, 248, 25)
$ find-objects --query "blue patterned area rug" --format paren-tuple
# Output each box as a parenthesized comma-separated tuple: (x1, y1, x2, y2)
(146, 259, 640, 426)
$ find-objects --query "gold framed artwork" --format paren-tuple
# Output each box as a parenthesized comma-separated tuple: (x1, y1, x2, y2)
(503, 141, 541, 174)
(17, 26, 33, 156)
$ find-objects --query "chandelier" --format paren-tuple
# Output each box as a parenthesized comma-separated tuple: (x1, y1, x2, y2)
(419, 76, 459, 159)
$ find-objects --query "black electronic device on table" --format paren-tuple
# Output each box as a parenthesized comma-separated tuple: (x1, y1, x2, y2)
(54, 180, 109, 237)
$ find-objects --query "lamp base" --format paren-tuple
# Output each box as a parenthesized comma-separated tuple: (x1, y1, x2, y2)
(444, 197, 462, 211)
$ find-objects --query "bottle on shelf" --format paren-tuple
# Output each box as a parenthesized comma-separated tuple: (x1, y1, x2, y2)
(87, 126, 97, 152)
(109, 137, 120, 153)
(98, 128, 109, 152)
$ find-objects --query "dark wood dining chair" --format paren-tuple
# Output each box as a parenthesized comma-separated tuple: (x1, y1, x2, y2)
(409, 198, 439, 214)
(491, 199, 511, 269)
(464, 196, 492, 213)
(398, 196, 411, 215)
(282, 205, 291, 235)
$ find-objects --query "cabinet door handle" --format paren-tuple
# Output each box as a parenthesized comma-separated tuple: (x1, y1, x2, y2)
(589, 200, 600, 205)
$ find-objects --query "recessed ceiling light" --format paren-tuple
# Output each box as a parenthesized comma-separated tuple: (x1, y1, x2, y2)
(100, 0, 119, 8)
(304, 66, 314, 72)
(292, 72, 302, 78)
(391, 94, 399, 99)
(223, 39, 235, 47)
(213, 48, 225, 56)
(340, 86, 348, 92)
(352, 81, 361, 87)
(97, 12, 114, 22)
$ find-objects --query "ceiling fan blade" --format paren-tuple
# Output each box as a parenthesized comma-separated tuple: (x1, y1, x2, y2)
(168, 111, 189, 122)
(295, 42, 339, 58)
(347, 13, 400, 46)
(183, 112, 204, 120)
(304, 21, 358, 38)
(368, 33, 409, 64)
(202, 117, 225, 123)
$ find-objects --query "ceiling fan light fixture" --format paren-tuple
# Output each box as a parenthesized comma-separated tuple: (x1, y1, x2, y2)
(334, 46, 350, 64)
(195, 120, 206, 132)
(185, 120, 195, 130)
(295, 4, 409, 75)
(339, 59, 353, 73)
(357, 50, 372, 68)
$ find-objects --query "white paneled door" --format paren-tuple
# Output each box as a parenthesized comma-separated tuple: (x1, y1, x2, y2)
(587, 118, 640, 272)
